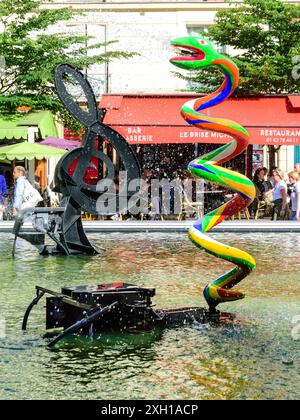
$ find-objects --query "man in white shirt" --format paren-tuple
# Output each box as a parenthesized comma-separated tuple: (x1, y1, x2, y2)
(13, 166, 27, 216)
(13, 166, 43, 216)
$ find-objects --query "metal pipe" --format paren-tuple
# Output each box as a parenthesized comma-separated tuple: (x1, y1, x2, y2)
(22, 291, 45, 331)
(47, 301, 119, 348)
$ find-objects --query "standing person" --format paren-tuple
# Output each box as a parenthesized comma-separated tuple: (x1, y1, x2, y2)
(253, 168, 270, 200)
(4, 170, 13, 189)
(294, 163, 300, 178)
(0, 169, 8, 221)
(268, 166, 278, 188)
(262, 167, 273, 190)
(288, 171, 300, 221)
(13, 166, 42, 216)
(13, 166, 27, 216)
(34, 175, 41, 194)
(265, 169, 288, 220)
(250, 167, 270, 217)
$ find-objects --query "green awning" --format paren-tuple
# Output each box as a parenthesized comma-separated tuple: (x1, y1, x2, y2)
(0, 142, 66, 161)
(0, 111, 58, 141)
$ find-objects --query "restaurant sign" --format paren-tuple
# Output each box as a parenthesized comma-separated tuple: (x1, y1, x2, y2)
(112, 126, 300, 146)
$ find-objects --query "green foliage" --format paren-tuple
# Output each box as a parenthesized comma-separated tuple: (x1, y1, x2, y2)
(178, 0, 300, 95)
(0, 0, 136, 131)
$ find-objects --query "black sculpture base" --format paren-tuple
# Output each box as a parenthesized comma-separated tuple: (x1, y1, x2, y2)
(12, 197, 98, 256)
(22, 283, 235, 347)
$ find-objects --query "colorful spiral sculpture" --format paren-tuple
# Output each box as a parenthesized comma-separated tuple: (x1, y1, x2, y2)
(170, 36, 256, 312)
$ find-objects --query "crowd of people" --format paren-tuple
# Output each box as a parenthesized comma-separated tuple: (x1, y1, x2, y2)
(251, 164, 300, 221)
(0, 162, 300, 222)
(139, 163, 300, 221)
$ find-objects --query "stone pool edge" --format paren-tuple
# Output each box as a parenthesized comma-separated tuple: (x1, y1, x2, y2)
(1, 220, 300, 233)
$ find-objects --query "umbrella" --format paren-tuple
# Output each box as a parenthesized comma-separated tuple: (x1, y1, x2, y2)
(40, 137, 81, 150)
(0, 141, 66, 161)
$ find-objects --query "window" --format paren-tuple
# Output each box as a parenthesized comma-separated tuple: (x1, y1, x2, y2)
(65, 23, 108, 95)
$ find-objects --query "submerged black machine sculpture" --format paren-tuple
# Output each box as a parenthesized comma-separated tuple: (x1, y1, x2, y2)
(23, 283, 234, 347)
(13, 64, 140, 256)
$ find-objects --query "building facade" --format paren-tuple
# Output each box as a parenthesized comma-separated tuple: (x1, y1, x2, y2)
(44, 1, 239, 95)
(43, 0, 300, 174)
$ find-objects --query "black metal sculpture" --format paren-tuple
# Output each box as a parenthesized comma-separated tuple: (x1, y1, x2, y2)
(23, 283, 231, 347)
(13, 65, 141, 256)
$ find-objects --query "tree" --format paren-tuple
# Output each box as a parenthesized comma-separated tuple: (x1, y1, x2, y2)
(176, 0, 300, 167)
(0, 0, 136, 131)
(177, 0, 300, 95)
(209, 0, 300, 95)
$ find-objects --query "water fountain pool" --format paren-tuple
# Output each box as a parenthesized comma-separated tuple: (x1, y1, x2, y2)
(0, 232, 299, 400)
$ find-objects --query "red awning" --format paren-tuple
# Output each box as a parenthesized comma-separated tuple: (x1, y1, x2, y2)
(288, 95, 300, 109)
(99, 94, 300, 146)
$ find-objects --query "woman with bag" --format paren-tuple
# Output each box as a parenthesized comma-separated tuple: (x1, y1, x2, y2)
(13, 166, 43, 216)
(265, 169, 288, 220)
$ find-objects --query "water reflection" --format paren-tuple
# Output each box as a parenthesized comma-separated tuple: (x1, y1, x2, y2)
(0, 232, 299, 399)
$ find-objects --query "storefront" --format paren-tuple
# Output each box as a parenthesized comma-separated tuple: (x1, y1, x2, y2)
(0, 111, 59, 189)
(98, 94, 300, 178)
